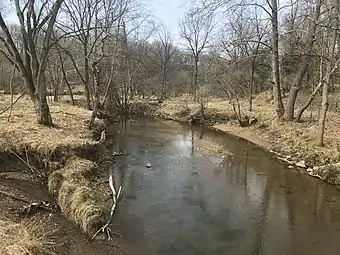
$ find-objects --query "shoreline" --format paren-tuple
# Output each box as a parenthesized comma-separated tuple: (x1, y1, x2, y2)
(0, 96, 125, 254)
(134, 98, 340, 185)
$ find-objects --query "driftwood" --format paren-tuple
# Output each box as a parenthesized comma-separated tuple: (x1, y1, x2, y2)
(98, 130, 106, 144)
(92, 173, 122, 240)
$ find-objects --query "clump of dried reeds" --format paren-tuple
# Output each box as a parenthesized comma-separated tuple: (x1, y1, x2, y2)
(0, 218, 56, 255)
(48, 156, 105, 235)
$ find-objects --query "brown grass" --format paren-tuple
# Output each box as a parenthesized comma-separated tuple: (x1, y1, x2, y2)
(48, 156, 106, 235)
(0, 218, 56, 255)
(0, 95, 95, 156)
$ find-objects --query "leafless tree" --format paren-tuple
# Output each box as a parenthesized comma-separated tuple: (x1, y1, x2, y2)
(284, 0, 323, 121)
(179, 8, 214, 101)
(148, 24, 176, 101)
(317, 0, 339, 146)
(0, 0, 64, 126)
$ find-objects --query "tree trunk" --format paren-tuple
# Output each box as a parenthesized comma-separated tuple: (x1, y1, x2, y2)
(249, 54, 257, 112)
(317, 0, 338, 146)
(58, 49, 74, 105)
(161, 67, 167, 101)
(193, 56, 198, 101)
(84, 47, 92, 110)
(36, 73, 53, 126)
(284, 0, 322, 121)
(88, 62, 100, 130)
(271, 0, 284, 118)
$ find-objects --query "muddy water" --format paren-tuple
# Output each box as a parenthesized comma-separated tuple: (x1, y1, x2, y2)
(108, 119, 340, 255)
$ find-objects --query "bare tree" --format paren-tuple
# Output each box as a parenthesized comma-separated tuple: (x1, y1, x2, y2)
(284, 0, 323, 121)
(148, 24, 176, 101)
(179, 8, 214, 101)
(317, 0, 339, 146)
(270, 0, 285, 118)
(0, 0, 64, 126)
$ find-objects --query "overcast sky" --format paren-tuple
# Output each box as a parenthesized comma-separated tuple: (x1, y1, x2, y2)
(150, 0, 188, 38)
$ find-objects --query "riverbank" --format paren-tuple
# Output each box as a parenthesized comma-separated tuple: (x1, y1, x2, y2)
(0, 95, 125, 254)
(133, 93, 340, 185)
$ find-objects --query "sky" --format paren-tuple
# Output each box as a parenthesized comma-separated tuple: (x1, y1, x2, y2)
(0, 0, 188, 39)
(149, 0, 188, 39)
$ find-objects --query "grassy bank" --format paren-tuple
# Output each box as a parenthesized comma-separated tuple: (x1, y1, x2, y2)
(0, 95, 115, 254)
(135, 93, 340, 184)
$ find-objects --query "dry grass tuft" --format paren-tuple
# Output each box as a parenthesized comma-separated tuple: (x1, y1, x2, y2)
(0, 218, 56, 255)
(0, 95, 95, 156)
(48, 156, 105, 235)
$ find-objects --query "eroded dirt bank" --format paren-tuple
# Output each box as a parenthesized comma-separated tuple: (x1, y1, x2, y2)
(131, 94, 340, 185)
(0, 95, 126, 254)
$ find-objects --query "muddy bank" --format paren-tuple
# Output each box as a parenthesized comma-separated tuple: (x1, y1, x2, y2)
(0, 96, 125, 254)
(130, 98, 340, 185)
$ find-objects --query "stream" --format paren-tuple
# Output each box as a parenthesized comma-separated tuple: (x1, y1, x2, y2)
(107, 119, 340, 255)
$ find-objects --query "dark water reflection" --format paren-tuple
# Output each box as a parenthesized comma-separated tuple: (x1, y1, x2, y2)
(107, 119, 340, 255)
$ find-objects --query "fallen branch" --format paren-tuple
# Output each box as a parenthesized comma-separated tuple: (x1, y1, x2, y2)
(0, 91, 27, 115)
(0, 189, 55, 216)
(7, 147, 36, 173)
(92, 173, 122, 240)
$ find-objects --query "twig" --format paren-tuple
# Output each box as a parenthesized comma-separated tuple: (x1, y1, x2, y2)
(7, 147, 36, 173)
(7, 65, 16, 122)
(92, 173, 122, 240)
(0, 91, 27, 115)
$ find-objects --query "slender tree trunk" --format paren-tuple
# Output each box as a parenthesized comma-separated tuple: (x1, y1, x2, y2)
(58, 49, 74, 105)
(317, 0, 338, 146)
(194, 57, 198, 101)
(249, 52, 258, 112)
(161, 67, 167, 101)
(89, 61, 100, 129)
(84, 47, 92, 110)
(284, 0, 322, 120)
(271, 0, 284, 118)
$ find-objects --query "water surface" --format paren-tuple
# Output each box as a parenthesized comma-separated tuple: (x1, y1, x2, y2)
(108, 119, 340, 255)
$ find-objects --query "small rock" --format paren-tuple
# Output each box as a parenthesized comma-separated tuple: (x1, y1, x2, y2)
(112, 152, 123, 156)
(145, 163, 152, 168)
(296, 160, 306, 168)
(288, 165, 294, 169)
